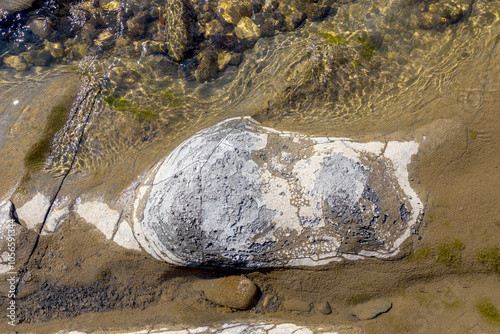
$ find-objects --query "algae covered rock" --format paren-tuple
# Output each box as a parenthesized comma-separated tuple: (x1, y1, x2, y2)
(132, 117, 423, 268)
(193, 275, 258, 310)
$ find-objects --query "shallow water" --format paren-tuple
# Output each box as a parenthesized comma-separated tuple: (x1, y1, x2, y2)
(1, 0, 499, 185)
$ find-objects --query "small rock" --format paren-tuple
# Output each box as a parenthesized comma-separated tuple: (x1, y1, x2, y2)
(44, 41, 64, 58)
(234, 17, 260, 40)
(66, 42, 90, 59)
(164, 0, 196, 62)
(193, 275, 258, 310)
(28, 17, 53, 38)
(205, 19, 224, 38)
(262, 294, 278, 311)
(219, 0, 252, 25)
(20, 50, 39, 64)
(418, 13, 443, 29)
(33, 49, 53, 67)
(95, 30, 116, 50)
(260, 18, 278, 37)
(314, 301, 332, 315)
(279, 4, 305, 31)
(350, 299, 392, 320)
(283, 299, 311, 313)
(3, 55, 27, 71)
(217, 51, 232, 71)
(127, 11, 151, 38)
(195, 47, 219, 82)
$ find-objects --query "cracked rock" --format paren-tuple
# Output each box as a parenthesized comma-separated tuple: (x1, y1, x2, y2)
(132, 117, 423, 268)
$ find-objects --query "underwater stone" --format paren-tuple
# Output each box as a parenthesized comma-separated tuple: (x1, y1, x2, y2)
(0, 0, 36, 12)
(234, 17, 260, 40)
(132, 117, 423, 268)
(164, 0, 196, 62)
(350, 299, 392, 320)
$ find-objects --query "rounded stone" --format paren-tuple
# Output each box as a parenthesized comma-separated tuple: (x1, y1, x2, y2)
(314, 301, 332, 315)
(192, 275, 258, 310)
(132, 117, 423, 268)
(28, 17, 53, 38)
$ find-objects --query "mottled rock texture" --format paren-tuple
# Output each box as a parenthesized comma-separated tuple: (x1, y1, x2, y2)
(133, 117, 422, 268)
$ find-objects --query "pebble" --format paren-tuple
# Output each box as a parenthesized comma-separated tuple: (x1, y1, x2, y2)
(192, 275, 258, 310)
(314, 301, 332, 315)
(3, 55, 27, 71)
(234, 17, 261, 41)
(28, 17, 53, 38)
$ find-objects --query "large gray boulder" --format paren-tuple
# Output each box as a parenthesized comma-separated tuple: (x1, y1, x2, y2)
(132, 117, 423, 268)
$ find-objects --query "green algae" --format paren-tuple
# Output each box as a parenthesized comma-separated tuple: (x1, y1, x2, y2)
(356, 34, 377, 60)
(24, 101, 72, 172)
(477, 247, 500, 274)
(159, 89, 183, 108)
(437, 239, 465, 267)
(408, 246, 433, 262)
(104, 94, 158, 121)
(476, 299, 500, 324)
(349, 293, 371, 305)
(317, 31, 346, 46)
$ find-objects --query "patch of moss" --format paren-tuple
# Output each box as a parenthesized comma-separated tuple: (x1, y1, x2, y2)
(24, 102, 72, 171)
(437, 239, 465, 267)
(477, 247, 500, 274)
(159, 89, 183, 108)
(408, 246, 433, 262)
(104, 93, 158, 121)
(469, 130, 478, 140)
(317, 31, 346, 46)
(356, 34, 377, 60)
(476, 299, 500, 324)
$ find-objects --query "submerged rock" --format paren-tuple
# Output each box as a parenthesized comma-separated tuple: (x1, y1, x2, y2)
(193, 275, 258, 310)
(350, 299, 392, 320)
(3, 55, 27, 71)
(163, 0, 196, 62)
(132, 117, 423, 268)
(0, 0, 36, 12)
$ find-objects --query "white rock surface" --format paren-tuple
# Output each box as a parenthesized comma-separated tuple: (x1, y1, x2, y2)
(75, 201, 119, 240)
(132, 117, 423, 268)
(113, 220, 141, 250)
(56, 322, 362, 334)
(16, 192, 50, 229)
